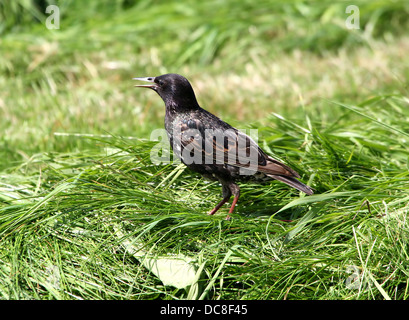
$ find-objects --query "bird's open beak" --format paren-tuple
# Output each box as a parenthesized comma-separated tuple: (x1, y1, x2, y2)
(133, 77, 157, 89)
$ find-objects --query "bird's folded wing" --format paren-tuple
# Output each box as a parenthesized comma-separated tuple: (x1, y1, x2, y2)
(173, 118, 300, 178)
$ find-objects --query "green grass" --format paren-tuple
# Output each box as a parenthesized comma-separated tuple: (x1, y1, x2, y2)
(1, 0, 409, 300)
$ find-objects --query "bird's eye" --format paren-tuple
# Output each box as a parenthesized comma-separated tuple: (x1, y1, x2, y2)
(157, 79, 164, 86)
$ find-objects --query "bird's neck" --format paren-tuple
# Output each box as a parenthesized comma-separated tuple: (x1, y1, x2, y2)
(165, 99, 200, 114)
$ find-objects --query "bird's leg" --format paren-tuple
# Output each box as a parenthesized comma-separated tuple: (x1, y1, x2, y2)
(207, 197, 229, 215)
(226, 183, 240, 220)
(208, 184, 231, 216)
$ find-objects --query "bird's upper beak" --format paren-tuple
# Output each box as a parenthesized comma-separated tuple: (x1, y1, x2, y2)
(133, 77, 157, 89)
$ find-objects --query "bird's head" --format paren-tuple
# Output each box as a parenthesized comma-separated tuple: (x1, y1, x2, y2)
(133, 73, 199, 109)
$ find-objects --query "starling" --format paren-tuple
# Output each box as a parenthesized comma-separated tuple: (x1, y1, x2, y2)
(134, 73, 313, 218)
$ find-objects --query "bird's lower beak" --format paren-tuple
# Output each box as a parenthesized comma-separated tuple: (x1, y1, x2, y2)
(133, 77, 157, 89)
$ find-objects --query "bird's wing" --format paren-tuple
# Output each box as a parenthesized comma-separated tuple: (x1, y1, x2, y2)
(171, 118, 264, 167)
(172, 118, 299, 178)
(257, 155, 300, 178)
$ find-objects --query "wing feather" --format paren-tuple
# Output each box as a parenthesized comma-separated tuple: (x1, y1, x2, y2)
(173, 118, 306, 181)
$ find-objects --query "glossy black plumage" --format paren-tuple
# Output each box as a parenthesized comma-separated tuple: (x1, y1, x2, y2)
(134, 73, 313, 218)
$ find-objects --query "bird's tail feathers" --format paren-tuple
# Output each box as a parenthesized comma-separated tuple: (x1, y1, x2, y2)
(268, 174, 314, 195)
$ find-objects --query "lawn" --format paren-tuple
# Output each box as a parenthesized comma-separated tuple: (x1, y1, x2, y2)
(0, 0, 409, 300)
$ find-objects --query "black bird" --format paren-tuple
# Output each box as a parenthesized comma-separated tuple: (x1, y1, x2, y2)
(134, 73, 313, 218)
